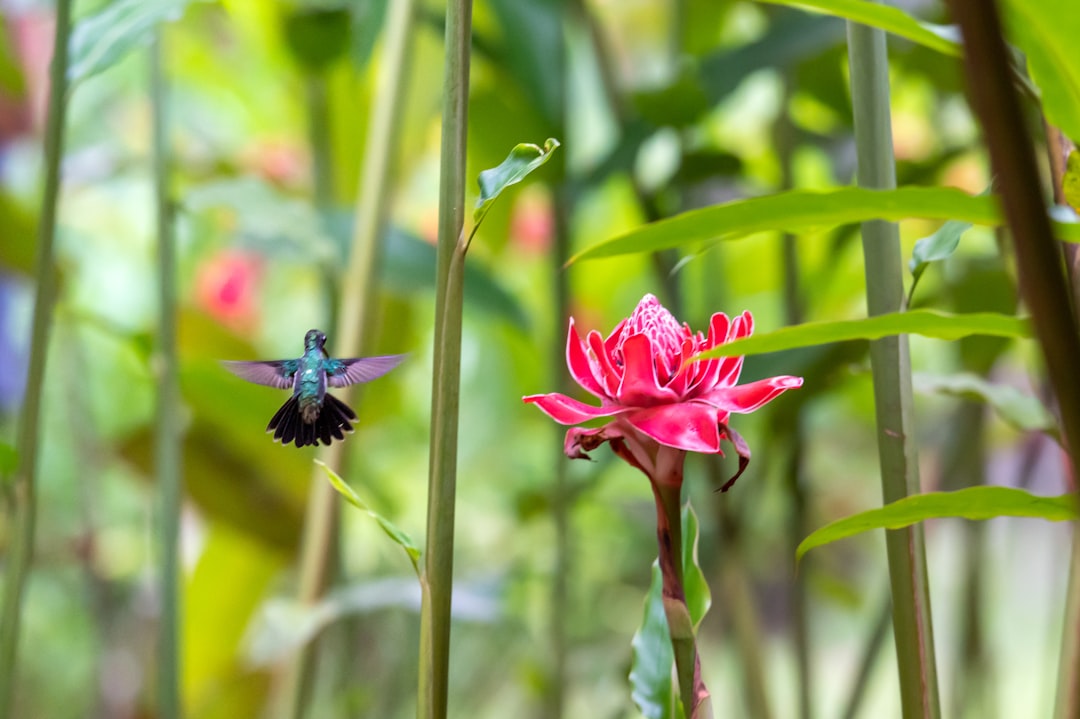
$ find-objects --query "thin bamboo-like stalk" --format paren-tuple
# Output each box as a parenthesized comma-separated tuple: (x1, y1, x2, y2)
(941, 5, 1080, 719)
(417, 1, 472, 716)
(279, 2, 416, 716)
(0, 0, 73, 713)
(150, 31, 183, 719)
(846, 13, 941, 718)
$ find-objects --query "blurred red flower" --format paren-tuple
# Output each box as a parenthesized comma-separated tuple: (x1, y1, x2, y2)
(194, 250, 263, 332)
(524, 293, 802, 489)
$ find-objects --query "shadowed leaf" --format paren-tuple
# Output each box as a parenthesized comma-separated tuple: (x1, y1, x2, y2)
(69, 0, 196, 83)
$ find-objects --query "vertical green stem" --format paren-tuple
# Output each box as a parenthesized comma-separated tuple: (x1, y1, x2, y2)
(545, 189, 571, 719)
(150, 31, 183, 719)
(942, 3, 1080, 717)
(0, 0, 72, 712)
(418, 1, 472, 716)
(279, 2, 416, 717)
(846, 15, 940, 718)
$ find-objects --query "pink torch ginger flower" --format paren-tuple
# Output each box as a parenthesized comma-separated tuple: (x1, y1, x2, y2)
(524, 294, 803, 490)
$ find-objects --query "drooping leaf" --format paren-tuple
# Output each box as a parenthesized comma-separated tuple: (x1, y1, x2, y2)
(694, 310, 1031, 360)
(569, 186, 1080, 262)
(913, 372, 1059, 441)
(1064, 150, 1080, 209)
(68, 0, 196, 83)
(757, 0, 961, 57)
(474, 138, 560, 225)
(629, 503, 710, 719)
(797, 487, 1078, 563)
(1000, 0, 1080, 144)
(315, 460, 421, 576)
(282, 6, 352, 72)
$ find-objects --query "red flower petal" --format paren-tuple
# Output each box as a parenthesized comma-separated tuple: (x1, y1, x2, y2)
(698, 375, 803, 413)
(587, 329, 621, 396)
(523, 393, 625, 425)
(566, 318, 606, 398)
(617, 333, 679, 406)
(624, 402, 722, 453)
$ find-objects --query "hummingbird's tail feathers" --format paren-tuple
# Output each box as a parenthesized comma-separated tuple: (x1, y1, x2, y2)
(266, 393, 357, 448)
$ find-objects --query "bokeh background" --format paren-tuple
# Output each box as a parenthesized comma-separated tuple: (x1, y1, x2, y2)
(0, 0, 1073, 717)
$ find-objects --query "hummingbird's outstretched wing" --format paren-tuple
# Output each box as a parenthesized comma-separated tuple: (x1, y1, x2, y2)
(222, 359, 299, 389)
(325, 354, 407, 387)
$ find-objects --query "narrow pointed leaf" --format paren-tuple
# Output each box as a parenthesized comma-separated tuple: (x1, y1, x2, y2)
(756, 0, 961, 57)
(797, 487, 1079, 563)
(694, 310, 1031, 360)
(474, 138, 560, 224)
(69, 0, 195, 83)
(914, 372, 1060, 440)
(569, 187, 1080, 263)
(315, 460, 421, 576)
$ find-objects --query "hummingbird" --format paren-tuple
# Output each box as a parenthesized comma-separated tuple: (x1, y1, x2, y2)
(223, 329, 405, 448)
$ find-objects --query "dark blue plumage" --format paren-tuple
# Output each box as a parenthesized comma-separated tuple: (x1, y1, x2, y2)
(223, 329, 405, 447)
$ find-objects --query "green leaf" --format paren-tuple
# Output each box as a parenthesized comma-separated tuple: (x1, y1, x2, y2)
(757, 0, 961, 57)
(694, 310, 1031, 359)
(68, 0, 195, 84)
(681, 504, 711, 628)
(1000, 0, 1080, 144)
(908, 219, 974, 286)
(1064, 150, 1080, 209)
(629, 504, 710, 719)
(913, 372, 1059, 440)
(282, 7, 352, 72)
(474, 138, 560, 225)
(629, 562, 676, 719)
(569, 186, 1080, 263)
(315, 460, 421, 576)
(797, 487, 1079, 563)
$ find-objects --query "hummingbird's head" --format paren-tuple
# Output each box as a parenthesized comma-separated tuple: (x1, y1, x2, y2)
(304, 329, 327, 351)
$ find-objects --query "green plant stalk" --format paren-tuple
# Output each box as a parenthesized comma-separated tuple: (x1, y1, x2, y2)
(942, 3, 1080, 717)
(150, 31, 183, 719)
(0, 0, 73, 712)
(278, 2, 417, 717)
(545, 190, 572, 719)
(417, 1, 471, 717)
(651, 479, 710, 719)
(846, 16, 941, 718)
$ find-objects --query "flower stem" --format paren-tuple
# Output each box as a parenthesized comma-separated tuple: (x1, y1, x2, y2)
(846, 13, 941, 717)
(278, 2, 417, 716)
(650, 477, 710, 719)
(0, 0, 72, 712)
(418, 0, 472, 717)
(150, 30, 183, 719)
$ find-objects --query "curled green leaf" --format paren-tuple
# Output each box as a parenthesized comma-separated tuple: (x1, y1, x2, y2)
(473, 138, 560, 225)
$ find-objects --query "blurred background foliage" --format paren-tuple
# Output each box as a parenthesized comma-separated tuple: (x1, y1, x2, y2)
(0, 0, 1072, 717)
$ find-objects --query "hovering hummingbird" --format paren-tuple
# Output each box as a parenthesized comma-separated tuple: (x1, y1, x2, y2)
(223, 329, 405, 448)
